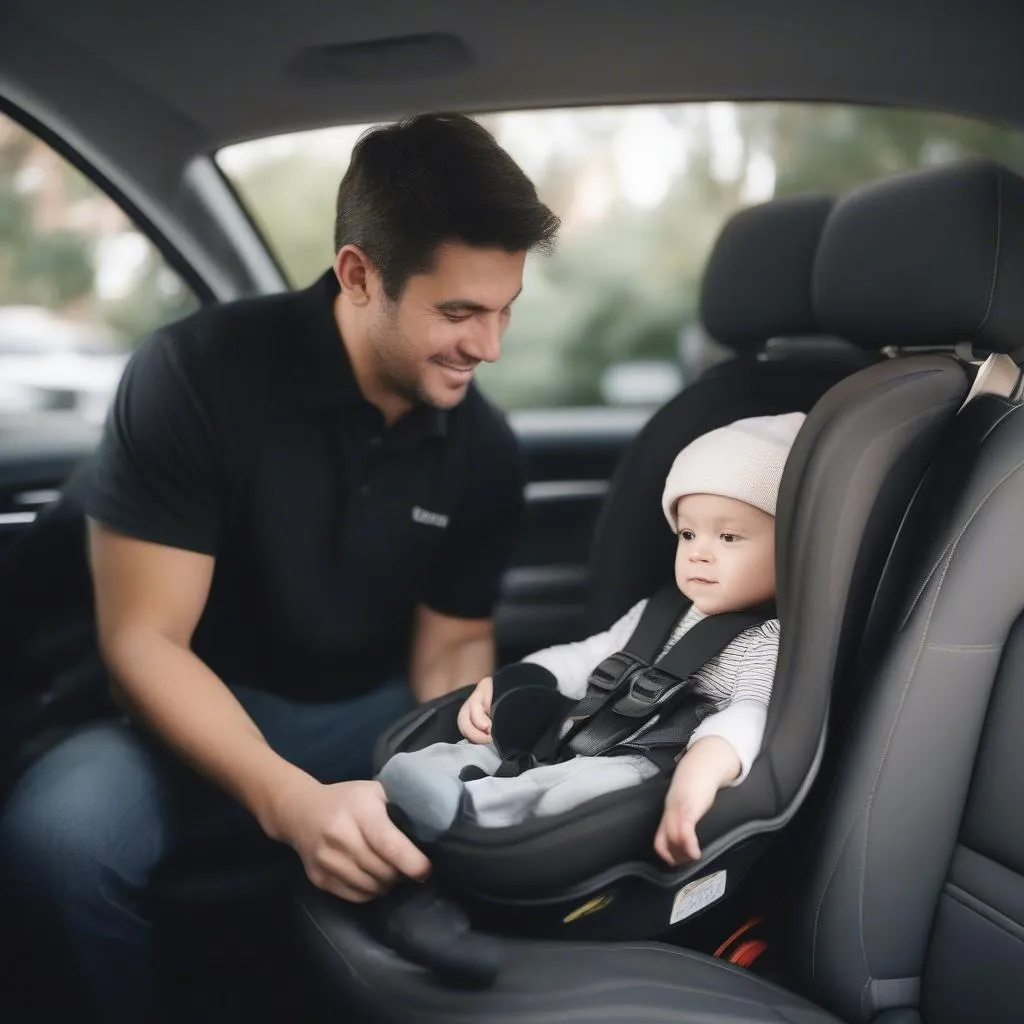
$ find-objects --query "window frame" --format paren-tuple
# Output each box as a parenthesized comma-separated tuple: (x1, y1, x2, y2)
(0, 94, 217, 309)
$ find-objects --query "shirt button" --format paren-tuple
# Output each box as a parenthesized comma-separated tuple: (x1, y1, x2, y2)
(360, 484, 371, 496)
(369, 436, 382, 447)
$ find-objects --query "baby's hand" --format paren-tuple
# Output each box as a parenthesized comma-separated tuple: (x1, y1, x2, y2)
(457, 676, 494, 744)
(654, 771, 718, 865)
(654, 736, 740, 866)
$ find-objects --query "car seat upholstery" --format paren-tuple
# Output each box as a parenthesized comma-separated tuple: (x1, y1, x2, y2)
(700, 193, 862, 367)
(698, 193, 873, 383)
(790, 158, 1024, 1024)
(354, 193, 921, 920)
(364, 348, 965, 914)
(298, 160, 1024, 1023)
(587, 193, 874, 631)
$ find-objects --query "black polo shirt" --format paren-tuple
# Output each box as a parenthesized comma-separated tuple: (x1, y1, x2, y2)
(87, 272, 525, 699)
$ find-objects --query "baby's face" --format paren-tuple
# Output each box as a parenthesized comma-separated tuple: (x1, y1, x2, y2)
(673, 493, 776, 615)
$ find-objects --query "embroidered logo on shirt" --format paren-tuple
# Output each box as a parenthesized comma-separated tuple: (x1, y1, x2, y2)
(412, 506, 449, 529)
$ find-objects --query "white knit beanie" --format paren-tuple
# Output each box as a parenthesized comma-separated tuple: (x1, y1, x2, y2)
(661, 412, 806, 526)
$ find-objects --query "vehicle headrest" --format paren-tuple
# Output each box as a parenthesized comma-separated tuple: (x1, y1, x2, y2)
(815, 160, 1024, 355)
(700, 194, 834, 354)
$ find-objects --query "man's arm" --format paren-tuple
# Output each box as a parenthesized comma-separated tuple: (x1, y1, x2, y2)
(408, 604, 496, 703)
(89, 522, 301, 821)
(89, 522, 429, 900)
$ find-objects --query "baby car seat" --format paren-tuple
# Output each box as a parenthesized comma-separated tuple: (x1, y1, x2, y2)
(300, 159, 1024, 1018)
(367, 176, 975, 946)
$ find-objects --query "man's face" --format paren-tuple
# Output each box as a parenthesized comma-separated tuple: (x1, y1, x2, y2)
(366, 242, 526, 410)
(673, 493, 776, 615)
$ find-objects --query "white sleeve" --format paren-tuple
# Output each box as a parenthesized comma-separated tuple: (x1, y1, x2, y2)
(687, 699, 767, 785)
(522, 599, 648, 700)
(729, 619, 780, 706)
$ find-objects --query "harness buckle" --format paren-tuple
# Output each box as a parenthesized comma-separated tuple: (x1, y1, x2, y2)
(586, 651, 640, 694)
(611, 666, 683, 718)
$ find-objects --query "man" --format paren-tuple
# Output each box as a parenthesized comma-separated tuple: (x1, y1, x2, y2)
(0, 113, 558, 1020)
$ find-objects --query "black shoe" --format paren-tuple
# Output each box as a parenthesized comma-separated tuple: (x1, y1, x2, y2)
(364, 883, 502, 989)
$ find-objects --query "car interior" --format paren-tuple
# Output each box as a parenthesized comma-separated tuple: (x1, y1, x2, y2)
(2, 2, 1024, 1021)
(301, 158, 1024, 1022)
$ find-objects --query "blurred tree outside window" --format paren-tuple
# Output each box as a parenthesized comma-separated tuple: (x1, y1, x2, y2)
(219, 103, 1024, 412)
(0, 113, 198, 429)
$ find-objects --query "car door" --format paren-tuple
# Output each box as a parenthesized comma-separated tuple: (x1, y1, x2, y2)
(0, 414, 97, 553)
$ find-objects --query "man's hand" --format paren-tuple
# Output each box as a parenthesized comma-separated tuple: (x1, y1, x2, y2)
(456, 676, 494, 743)
(654, 736, 741, 866)
(267, 775, 431, 902)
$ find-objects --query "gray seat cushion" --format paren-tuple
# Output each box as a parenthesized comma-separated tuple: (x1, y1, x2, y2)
(299, 884, 841, 1024)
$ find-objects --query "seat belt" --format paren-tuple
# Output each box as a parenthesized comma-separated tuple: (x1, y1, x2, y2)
(563, 596, 774, 759)
(488, 586, 774, 775)
(559, 585, 695, 730)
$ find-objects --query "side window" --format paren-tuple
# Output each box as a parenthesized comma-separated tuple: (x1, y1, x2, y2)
(221, 104, 1024, 417)
(0, 112, 199, 430)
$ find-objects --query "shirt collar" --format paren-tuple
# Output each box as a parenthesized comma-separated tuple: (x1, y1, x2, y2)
(683, 603, 708, 625)
(294, 270, 447, 439)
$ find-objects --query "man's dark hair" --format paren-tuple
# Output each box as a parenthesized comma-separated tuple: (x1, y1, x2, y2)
(334, 113, 559, 299)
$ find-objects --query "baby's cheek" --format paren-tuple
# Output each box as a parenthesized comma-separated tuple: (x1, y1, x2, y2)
(673, 546, 686, 585)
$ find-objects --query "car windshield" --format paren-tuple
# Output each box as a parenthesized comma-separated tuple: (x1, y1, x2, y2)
(218, 102, 1024, 411)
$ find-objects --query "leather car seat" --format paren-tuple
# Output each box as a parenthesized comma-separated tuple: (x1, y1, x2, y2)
(586, 192, 875, 631)
(298, 159, 1024, 1023)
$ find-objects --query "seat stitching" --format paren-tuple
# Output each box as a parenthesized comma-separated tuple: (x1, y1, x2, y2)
(843, 538, 955, 1006)
(858, 452, 1024, 988)
(519, 942, 802, 997)
(900, 539, 952, 629)
(517, 941, 783, 986)
(858, 796, 874, 978)
(946, 880, 1024, 933)
(299, 901, 384, 999)
(971, 169, 1003, 338)
(958, 843, 1024, 887)
(817, 386, 1021, 992)
(945, 886, 1024, 944)
(301, 902, 808, 1017)
(860, 974, 873, 1015)
(899, 403, 1019, 630)
(807, 393, 987, 972)
(925, 643, 1002, 652)
(810, 801, 871, 983)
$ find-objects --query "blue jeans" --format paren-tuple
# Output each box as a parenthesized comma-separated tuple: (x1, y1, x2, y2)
(0, 678, 414, 1022)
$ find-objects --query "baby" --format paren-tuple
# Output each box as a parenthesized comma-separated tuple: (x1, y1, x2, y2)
(380, 413, 804, 866)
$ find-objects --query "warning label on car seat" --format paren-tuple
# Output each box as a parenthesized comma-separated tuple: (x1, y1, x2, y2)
(670, 870, 727, 925)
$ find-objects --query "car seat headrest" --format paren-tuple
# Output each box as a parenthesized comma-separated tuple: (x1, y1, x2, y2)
(700, 194, 835, 354)
(815, 160, 1024, 355)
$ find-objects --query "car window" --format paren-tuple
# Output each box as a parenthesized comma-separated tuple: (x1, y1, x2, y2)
(0, 112, 200, 429)
(219, 102, 1024, 413)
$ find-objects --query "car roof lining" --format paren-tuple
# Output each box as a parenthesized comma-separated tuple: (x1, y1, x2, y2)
(5, 0, 1024, 151)
(4, 0, 1021, 302)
